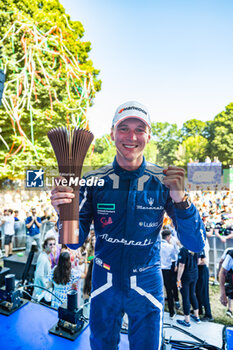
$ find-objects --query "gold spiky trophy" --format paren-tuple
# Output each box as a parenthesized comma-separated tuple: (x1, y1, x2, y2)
(48, 127, 94, 244)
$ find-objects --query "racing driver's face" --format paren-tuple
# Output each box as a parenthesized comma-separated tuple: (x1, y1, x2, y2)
(110, 118, 151, 171)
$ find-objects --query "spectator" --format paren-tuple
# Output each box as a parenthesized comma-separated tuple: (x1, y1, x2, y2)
(219, 249, 233, 317)
(74, 248, 88, 305)
(87, 234, 96, 259)
(161, 229, 179, 319)
(218, 247, 233, 277)
(14, 210, 22, 247)
(40, 208, 51, 223)
(25, 207, 42, 253)
(202, 212, 215, 239)
(163, 224, 181, 311)
(49, 251, 85, 309)
(40, 208, 56, 240)
(201, 213, 212, 267)
(1, 209, 15, 258)
(44, 221, 59, 244)
(83, 259, 94, 301)
(49, 242, 61, 269)
(217, 248, 233, 317)
(215, 214, 233, 243)
(196, 249, 213, 321)
(44, 223, 60, 269)
(176, 248, 200, 327)
(24, 211, 30, 236)
(33, 236, 56, 305)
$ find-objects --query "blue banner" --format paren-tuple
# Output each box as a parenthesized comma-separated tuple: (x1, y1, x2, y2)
(187, 162, 222, 184)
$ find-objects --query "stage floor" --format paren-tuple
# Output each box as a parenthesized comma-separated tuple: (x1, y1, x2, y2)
(0, 300, 224, 350)
(163, 312, 224, 348)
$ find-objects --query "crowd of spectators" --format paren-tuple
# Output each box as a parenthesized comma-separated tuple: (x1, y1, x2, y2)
(191, 190, 233, 243)
(160, 189, 233, 326)
(32, 226, 95, 309)
(0, 189, 233, 324)
(0, 205, 57, 257)
(160, 221, 213, 327)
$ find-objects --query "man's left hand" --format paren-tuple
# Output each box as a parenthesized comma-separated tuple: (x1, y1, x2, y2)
(163, 166, 185, 203)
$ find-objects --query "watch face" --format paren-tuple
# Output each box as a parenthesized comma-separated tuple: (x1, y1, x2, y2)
(174, 198, 191, 210)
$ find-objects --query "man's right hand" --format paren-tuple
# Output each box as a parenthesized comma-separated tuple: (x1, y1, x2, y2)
(50, 182, 75, 214)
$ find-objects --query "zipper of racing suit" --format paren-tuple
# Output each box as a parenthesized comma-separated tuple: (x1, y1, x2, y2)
(121, 178, 138, 294)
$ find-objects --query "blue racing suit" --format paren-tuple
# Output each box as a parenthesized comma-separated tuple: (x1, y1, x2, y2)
(75, 157, 206, 350)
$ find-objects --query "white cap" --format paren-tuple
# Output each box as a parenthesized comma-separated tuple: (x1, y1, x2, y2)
(112, 101, 151, 129)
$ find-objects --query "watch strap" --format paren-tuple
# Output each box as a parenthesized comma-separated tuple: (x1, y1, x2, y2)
(173, 195, 191, 210)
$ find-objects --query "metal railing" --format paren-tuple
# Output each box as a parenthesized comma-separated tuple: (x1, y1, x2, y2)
(208, 235, 233, 282)
(0, 221, 55, 252)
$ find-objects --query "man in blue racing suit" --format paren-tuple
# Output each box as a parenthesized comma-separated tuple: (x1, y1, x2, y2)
(51, 101, 206, 350)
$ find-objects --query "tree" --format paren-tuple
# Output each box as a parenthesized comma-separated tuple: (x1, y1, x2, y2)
(181, 119, 206, 139)
(205, 103, 233, 166)
(0, 0, 101, 179)
(151, 122, 181, 166)
(174, 135, 208, 168)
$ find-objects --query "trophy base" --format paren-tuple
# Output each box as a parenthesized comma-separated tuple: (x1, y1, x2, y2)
(59, 220, 79, 245)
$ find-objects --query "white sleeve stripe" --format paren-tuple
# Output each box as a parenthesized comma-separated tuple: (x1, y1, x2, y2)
(79, 188, 88, 212)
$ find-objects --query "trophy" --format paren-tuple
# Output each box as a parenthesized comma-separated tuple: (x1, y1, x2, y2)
(48, 127, 94, 244)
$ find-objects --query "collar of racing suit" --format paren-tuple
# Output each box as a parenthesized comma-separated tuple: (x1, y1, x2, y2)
(112, 156, 146, 179)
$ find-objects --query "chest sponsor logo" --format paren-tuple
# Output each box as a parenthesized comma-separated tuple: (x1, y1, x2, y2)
(148, 197, 154, 206)
(97, 203, 115, 215)
(139, 221, 158, 228)
(99, 233, 153, 246)
(100, 216, 113, 228)
(137, 197, 164, 211)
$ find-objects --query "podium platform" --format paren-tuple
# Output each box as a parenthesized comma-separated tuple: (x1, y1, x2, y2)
(0, 301, 224, 350)
(3, 252, 39, 280)
(0, 301, 129, 350)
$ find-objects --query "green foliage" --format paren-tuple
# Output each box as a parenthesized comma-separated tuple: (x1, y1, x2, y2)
(174, 135, 208, 167)
(151, 122, 181, 166)
(205, 103, 233, 166)
(88, 134, 116, 168)
(0, 0, 101, 179)
(181, 119, 206, 139)
(90, 146, 116, 168)
(143, 140, 158, 164)
(94, 135, 113, 154)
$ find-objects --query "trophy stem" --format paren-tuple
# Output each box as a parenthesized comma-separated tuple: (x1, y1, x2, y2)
(59, 220, 79, 244)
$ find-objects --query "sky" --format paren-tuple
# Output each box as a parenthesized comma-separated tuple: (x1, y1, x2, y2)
(60, 0, 233, 138)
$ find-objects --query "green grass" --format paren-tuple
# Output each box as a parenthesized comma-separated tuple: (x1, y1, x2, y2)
(209, 284, 233, 325)
(165, 283, 233, 326)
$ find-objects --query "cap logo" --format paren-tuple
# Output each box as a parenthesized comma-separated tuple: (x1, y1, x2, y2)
(118, 106, 147, 115)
